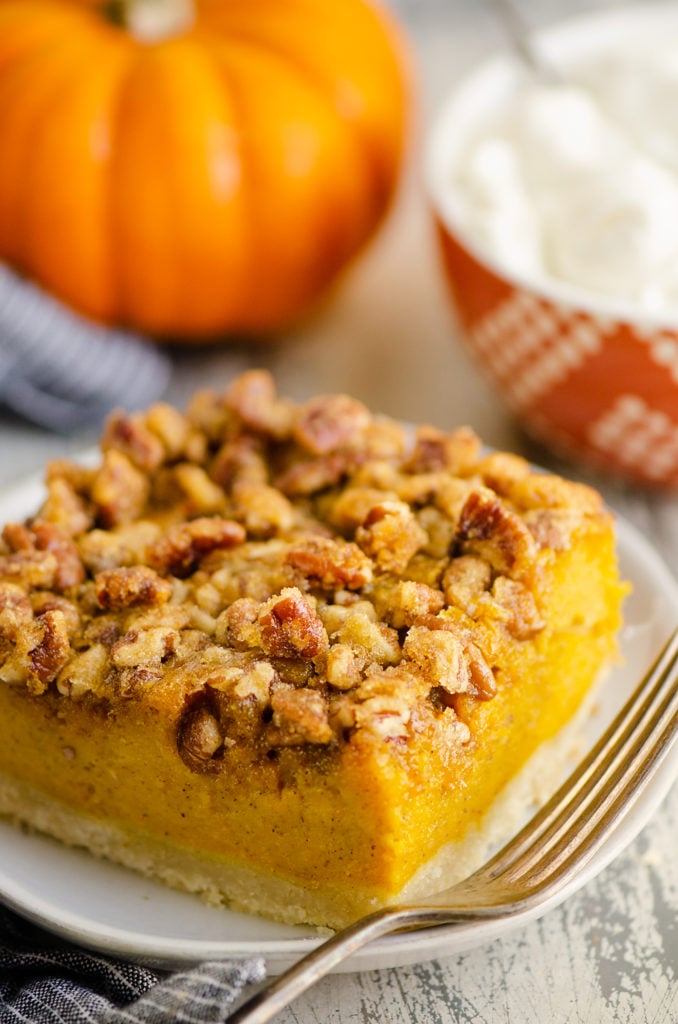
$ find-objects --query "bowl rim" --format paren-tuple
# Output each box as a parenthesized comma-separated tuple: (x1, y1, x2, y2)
(424, 0, 678, 331)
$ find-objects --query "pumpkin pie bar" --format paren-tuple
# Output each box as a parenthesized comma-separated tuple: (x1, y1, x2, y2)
(0, 371, 627, 929)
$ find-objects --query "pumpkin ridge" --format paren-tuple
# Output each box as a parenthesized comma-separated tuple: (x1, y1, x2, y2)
(202, 25, 393, 212)
(0, 28, 101, 274)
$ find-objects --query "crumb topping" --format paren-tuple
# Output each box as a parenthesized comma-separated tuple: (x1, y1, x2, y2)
(0, 370, 607, 767)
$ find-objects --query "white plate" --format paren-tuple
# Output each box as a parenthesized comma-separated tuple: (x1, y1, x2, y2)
(0, 470, 677, 974)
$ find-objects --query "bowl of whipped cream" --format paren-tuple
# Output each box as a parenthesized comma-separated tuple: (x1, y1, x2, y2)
(427, 2, 678, 487)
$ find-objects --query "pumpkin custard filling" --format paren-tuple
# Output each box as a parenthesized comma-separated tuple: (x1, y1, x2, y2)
(0, 371, 627, 929)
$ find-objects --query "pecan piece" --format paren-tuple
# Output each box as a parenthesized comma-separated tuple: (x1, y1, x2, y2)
(405, 425, 480, 474)
(2, 522, 84, 592)
(0, 582, 33, 640)
(101, 410, 165, 472)
(258, 587, 328, 660)
(294, 394, 370, 455)
(90, 450, 150, 527)
(28, 610, 71, 693)
(178, 703, 224, 773)
(442, 555, 492, 613)
(402, 625, 473, 695)
(38, 476, 93, 537)
(29, 522, 85, 591)
(286, 536, 373, 591)
(491, 576, 544, 640)
(225, 369, 294, 440)
(95, 566, 173, 610)
(148, 517, 246, 577)
(268, 685, 333, 746)
(355, 501, 427, 574)
(275, 453, 349, 497)
(457, 490, 537, 578)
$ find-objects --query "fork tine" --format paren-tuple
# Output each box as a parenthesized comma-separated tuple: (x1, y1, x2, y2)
(479, 626, 678, 891)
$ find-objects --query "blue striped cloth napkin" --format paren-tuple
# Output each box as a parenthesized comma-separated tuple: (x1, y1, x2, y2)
(0, 265, 172, 431)
(0, 907, 266, 1023)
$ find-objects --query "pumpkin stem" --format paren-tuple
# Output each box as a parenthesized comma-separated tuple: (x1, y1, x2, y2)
(104, 0, 194, 42)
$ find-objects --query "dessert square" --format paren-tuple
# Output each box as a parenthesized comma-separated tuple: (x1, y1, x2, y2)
(0, 371, 627, 928)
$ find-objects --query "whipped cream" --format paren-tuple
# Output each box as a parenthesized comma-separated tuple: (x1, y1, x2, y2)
(451, 39, 678, 315)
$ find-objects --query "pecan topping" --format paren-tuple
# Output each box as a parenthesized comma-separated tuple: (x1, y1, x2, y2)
(286, 537, 373, 591)
(402, 626, 472, 696)
(178, 703, 224, 772)
(95, 566, 173, 610)
(405, 425, 480, 474)
(269, 685, 333, 745)
(90, 450, 150, 528)
(294, 394, 370, 455)
(148, 517, 246, 577)
(457, 490, 537, 578)
(225, 369, 294, 439)
(355, 501, 427, 573)
(101, 410, 165, 472)
(491, 576, 544, 640)
(258, 588, 328, 660)
(275, 453, 349, 497)
(28, 610, 71, 692)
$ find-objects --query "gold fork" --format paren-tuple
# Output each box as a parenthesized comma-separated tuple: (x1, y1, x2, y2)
(229, 626, 678, 1024)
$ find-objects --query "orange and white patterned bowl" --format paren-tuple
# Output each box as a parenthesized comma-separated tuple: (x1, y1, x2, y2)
(426, 3, 678, 489)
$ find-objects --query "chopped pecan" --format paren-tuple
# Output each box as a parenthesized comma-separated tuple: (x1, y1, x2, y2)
(523, 509, 582, 552)
(286, 536, 373, 591)
(215, 598, 261, 650)
(491, 576, 544, 639)
(90, 450, 150, 527)
(225, 369, 295, 440)
(329, 606, 400, 667)
(111, 626, 179, 667)
(2, 522, 83, 592)
(510, 474, 603, 513)
(258, 588, 328, 660)
(353, 669, 418, 739)
(38, 477, 93, 537)
(78, 520, 162, 574)
(232, 482, 295, 537)
(56, 643, 109, 699)
(232, 660, 276, 702)
(275, 453, 349, 496)
(373, 579, 445, 629)
(0, 549, 57, 590)
(178, 702, 224, 772)
(405, 425, 480, 474)
(172, 464, 226, 515)
(95, 566, 173, 610)
(101, 410, 165, 472)
(474, 451, 531, 496)
(294, 394, 370, 455)
(325, 643, 365, 690)
(443, 555, 492, 612)
(327, 486, 399, 532)
(30, 594, 80, 637)
(0, 582, 33, 640)
(29, 522, 85, 591)
(145, 402, 197, 461)
(402, 625, 473, 696)
(28, 610, 71, 693)
(148, 517, 246, 577)
(210, 435, 268, 488)
(457, 489, 537, 578)
(268, 685, 333, 745)
(413, 615, 497, 700)
(355, 501, 427, 573)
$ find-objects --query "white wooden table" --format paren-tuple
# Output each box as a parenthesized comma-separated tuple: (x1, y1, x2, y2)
(0, 2, 676, 1020)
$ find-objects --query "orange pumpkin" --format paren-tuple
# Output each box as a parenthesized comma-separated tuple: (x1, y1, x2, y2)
(0, 0, 409, 340)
